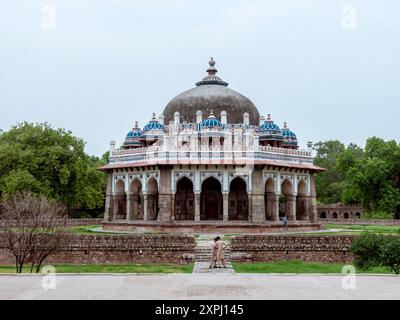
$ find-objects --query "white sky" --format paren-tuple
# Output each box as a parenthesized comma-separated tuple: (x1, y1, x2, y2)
(1, 0, 399, 156)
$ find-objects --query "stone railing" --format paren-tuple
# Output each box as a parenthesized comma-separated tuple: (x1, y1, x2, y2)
(110, 145, 313, 164)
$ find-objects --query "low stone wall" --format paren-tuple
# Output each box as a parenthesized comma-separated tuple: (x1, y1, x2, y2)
(0, 234, 196, 265)
(318, 219, 400, 226)
(0, 218, 103, 228)
(231, 235, 356, 263)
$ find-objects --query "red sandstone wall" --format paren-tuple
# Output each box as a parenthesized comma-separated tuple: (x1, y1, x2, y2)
(0, 234, 196, 265)
(231, 235, 356, 263)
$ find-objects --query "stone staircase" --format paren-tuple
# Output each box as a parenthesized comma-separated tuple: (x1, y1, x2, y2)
(192, 238, 235, 274)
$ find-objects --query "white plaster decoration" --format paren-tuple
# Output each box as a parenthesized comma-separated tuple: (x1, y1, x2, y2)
(228, 171, 251, 192)
(200, 171, 223, 186)
(173, 171, 195, 192)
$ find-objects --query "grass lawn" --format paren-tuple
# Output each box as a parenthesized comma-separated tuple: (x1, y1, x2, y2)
(325, 224, 400, 235)
(232, 260, 393, 274)
(0, 263, 194, 274)
(69, 225, 109, 235)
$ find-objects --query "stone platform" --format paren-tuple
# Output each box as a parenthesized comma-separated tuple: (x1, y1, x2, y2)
(102, 220, 322, 234)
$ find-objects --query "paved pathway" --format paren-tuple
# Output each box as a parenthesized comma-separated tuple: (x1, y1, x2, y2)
(1, 274, 399, 300)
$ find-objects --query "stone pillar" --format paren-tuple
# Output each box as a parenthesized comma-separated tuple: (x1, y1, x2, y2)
(274, 194, 280, 221)
(223, 193, 229, 221)
(126, 192, 133, 221)
(250, 168, 266, 223)
(288, 194, 297, 221)
(303, 196, 310, 221)
(194, 193, 201, 222)
(104, 173, 113, 221)
(171, 194, 175, 221)
(143, 193, 148, 221)
(266, 193, 280, 221)
(158, 167, 174, 222)
(309, 174, 318, 222)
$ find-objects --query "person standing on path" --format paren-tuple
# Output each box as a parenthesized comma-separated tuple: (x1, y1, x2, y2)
(209, 238, 218, 268)
(214, 236, 227, 268)
(282, 215, 289, 232)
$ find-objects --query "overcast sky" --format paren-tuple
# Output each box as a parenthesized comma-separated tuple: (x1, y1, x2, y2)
(1, 0, 399, 156)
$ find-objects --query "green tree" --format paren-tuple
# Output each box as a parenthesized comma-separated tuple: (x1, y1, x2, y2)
(0, 123, 106, 216)
(341, 138, 400, 217)
(313, 140, 346, 204)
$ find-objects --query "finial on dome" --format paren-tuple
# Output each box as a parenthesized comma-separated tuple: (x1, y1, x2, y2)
(152, 112, 156, 119)
(207, 57, 217, 76)
(209, 57, 215, 67)
(135, 121, 139, 128)
(284, 122, 288, 128)
(267, 114, 271, 121)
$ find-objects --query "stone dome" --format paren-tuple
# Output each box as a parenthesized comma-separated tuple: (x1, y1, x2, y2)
(163, 58, 260, 126)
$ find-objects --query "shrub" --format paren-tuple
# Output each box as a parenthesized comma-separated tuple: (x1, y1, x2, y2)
(363, 211, 395, 219)
(350, 232, 385, 270)
(380, 237, 400, 275)
(351, 232, 400, 274)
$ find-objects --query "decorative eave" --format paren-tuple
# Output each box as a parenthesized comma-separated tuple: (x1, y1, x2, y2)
(99, 160, 326, 173)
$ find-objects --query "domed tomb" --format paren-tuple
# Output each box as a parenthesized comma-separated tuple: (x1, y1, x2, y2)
(163, 58, 260, 126)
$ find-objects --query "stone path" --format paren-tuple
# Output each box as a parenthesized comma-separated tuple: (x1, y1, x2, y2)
(1, 274, 399, 300)
(193, 235, 234, 274)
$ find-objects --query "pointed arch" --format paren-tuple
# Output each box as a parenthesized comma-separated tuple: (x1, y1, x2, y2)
(228, 177, 249, 220)
(265, 177, 277, 221)
(147, 177, 159, 221)
(130, 179, 143, 220)
(114, 180, 126, 220)
(200, 177, 223, 220)
(175, 177, 195, 220)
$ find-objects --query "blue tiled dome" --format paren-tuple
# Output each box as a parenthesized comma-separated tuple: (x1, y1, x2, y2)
(201, 113, 222, 128)
(143, 113, 165, 132)
(282, 122, 298, 147)
(258, 114, 281, 133)
(124, 122, 143, 148)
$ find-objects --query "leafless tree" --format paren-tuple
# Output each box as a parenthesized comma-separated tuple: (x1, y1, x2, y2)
(0, 192, 72, 273)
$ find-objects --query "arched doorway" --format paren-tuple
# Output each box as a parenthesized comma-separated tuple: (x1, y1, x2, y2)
(131, 179, 143, 220)
(344, 212, 349, 219)
(264, 178, 276, 220)
(228, 177, 248, 220)
(296, 180, 308, 220)
(200, 177, 223, 220)
(114, 180, 126, 220)
(280, 179, 293, 219)
(333, 212, 338, 219)
(175, 177, 195, 220)
(147, 178, 159, 221)
(320, 212, 327, 219)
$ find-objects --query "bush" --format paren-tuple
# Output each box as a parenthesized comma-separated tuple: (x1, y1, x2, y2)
(363, 211, 395, 219)
(350, 232, 400, 274)
(380, 237, 400, 275)
(350, 232, 385, 270)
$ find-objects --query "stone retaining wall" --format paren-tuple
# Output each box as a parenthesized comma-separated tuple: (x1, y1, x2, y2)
(0, 218, 102, 228)
(231, 235, 356, 263)
(318, 219, 400, 226)
(0, 234, 196, 265)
